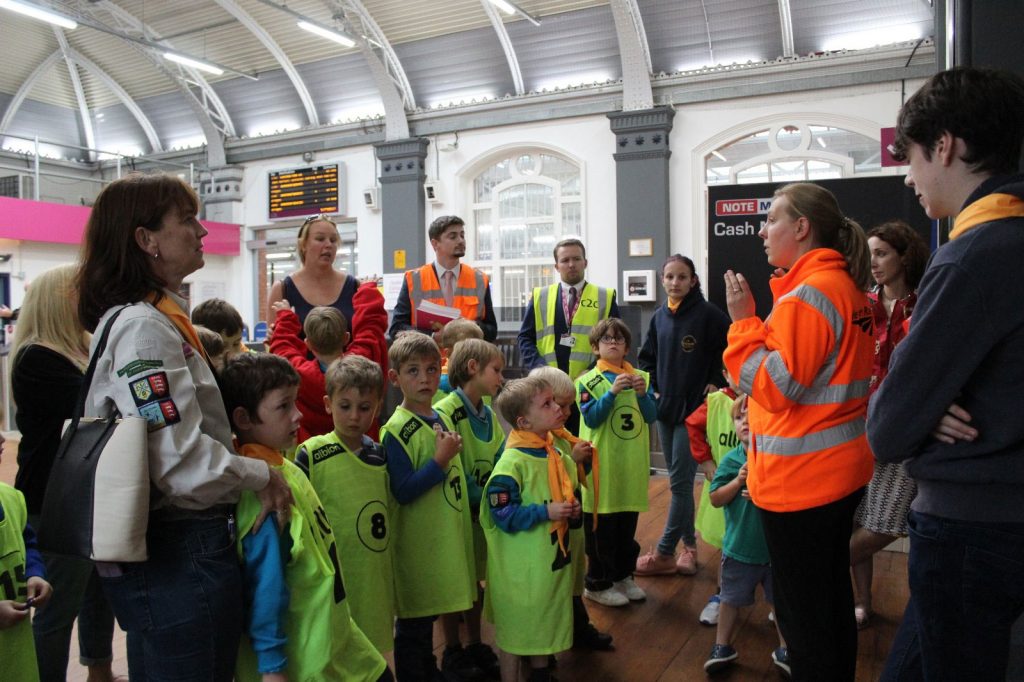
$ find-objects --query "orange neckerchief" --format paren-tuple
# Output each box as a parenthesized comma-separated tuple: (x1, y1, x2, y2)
(235, 440, 285, 467)
(667, 298, 682, 313)
(951, 193, 1024, 240)
(552, 427, 599, 530)
(596, 358, 636, 376)
(146, 291, 211, 364)
(506, 429, 575, 556)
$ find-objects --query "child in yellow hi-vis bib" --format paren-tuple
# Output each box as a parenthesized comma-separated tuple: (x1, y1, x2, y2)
(483, 376, 582, 682)
(220, 353, 389, 682)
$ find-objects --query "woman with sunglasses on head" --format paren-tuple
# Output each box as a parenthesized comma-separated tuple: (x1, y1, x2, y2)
(268, 214, 358, 327)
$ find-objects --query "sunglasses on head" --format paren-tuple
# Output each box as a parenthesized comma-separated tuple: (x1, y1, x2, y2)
(298, 214, 337, 237)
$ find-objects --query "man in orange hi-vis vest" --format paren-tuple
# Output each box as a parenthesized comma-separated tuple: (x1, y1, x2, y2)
(388, 215, 497, 342)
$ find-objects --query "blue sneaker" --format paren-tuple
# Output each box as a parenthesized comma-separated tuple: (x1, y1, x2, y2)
(772, 647, 791, 677)
(704, 644, 738, 674)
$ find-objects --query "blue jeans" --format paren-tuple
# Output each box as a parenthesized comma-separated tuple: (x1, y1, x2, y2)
(99, 515, 242, 682)
(881, 510, 1024, 682)
(28, 514, 116, 681)
(656, 420, 697, 555)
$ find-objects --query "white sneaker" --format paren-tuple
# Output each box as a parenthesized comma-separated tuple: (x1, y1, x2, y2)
(699, 594, 721, 626)
(613, 576, 647, 601)
(583, 587, 629, 607)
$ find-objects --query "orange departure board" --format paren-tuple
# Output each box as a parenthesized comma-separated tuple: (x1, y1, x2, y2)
(268, 163, 342, 220)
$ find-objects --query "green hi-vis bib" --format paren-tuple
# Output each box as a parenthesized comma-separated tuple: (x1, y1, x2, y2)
(434, 391, 505, 580)
(235, 460, 386, 681)
(576, 367, 652, 514)
(552, 433, 586, 597)
(694, 391, 736, 549)
(0, 484, 38, 682)
(380, 406, 476, 618)
(534, 283, 614, 380)
(301, 432, 396, 653)
(482, 448, 575, 656)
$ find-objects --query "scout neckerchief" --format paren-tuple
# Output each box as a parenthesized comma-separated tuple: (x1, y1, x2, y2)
(505, 429, 576, 556)
(950, 192, 1024, 240)
(551, 427, 599, 530)
(596, 358, 637, 376)
(236, 441, 285, 466)
(147, 291, 211, 364)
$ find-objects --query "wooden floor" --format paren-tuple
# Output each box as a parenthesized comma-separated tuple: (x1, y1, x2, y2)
(1, 437, 908, 681)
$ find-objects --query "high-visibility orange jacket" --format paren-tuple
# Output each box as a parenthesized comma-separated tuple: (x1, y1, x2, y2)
(723, 248, 874, 512)
(406, 264, 489, 329)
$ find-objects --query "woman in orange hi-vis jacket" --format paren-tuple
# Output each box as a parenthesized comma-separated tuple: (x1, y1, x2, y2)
(722, 182, 874, 682)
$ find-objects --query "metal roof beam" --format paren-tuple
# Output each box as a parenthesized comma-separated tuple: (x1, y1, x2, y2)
(609, 0, 653, 110)
(778, 0, 795, 58)
(213, 0, 320, 127)
(481, 0, 525, 95)
(0, 51, 62, 137)
(53, 28, 96, 161)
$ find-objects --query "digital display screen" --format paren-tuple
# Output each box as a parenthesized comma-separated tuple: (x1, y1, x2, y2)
(268, 164, 342, 220)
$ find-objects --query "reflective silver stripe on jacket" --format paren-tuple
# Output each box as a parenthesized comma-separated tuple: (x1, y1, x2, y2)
(739, 283, 868, 406)
(755, 417, 866, 456)
(535, 285, 558, 365)
(536, 284, 610, 366)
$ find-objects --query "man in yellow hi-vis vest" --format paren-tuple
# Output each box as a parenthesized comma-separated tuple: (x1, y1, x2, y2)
(388, 215, 497, 342)
(517, 238, 619, 421)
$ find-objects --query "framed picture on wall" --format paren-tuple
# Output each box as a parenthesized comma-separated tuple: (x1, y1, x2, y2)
(622, 270, 656, 302)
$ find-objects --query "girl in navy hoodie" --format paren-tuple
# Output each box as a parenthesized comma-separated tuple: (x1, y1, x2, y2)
(635, 255, 731, 576)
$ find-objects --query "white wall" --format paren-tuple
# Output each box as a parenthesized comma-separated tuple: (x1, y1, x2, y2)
(4, 78, 926, 330)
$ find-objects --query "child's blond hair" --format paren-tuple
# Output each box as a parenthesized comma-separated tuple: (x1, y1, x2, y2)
(494, 376, 548, 428)
(438, 318, 483, 352)
(304, 306, 349, 355)
(388, 332, 441, 371)
(447, 339, 503, 389)
(731, 393, 748, 420)
(325, 354, 383, 401)
(528, 366, 574, 400)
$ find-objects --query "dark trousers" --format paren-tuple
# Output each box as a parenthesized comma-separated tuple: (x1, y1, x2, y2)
(759, 489, 862, 682)
(880, 510, 1024, 682)
(584, 511, 640, 591)
(394, 616, 437, 682)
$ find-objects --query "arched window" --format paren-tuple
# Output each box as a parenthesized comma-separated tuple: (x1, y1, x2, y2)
(705, 124, 881, 185)
(469, 150, 582, 324)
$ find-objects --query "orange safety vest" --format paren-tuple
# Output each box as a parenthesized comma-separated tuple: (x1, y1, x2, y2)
(406, 264, 489, 328)
(723, 248, 874, 513)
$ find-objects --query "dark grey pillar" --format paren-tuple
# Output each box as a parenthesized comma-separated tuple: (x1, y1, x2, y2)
(374, 138, 429, 271)
(607, 106, 676, 341)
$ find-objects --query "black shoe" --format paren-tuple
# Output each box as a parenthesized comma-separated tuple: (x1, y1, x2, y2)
(441, 645, 485, 681)
(573, 623, 614, 651)
(464, 642, 501, 680)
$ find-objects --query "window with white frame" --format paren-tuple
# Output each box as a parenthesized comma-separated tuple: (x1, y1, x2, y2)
(705, 124, 881, 185)
(469, 151, 582, 325)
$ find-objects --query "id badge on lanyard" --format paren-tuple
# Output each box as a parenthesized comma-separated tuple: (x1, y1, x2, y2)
(560, 286, 581, 347)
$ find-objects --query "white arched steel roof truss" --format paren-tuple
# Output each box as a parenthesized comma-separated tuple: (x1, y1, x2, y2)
(329, 0, 413, 140)
(0, 51, 62, 137)
(54, 28, 97, 159)
(609, 0, 653, 110)
(88, 0, 236, 164)
(778, 0, 796, 58)
(212, 0, 320, 127)
(481, 0, 525, 96)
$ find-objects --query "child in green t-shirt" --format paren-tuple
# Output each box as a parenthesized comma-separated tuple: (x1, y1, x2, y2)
(483, 376, 582, 682)
(704, 395, 788, 677)
(575, 318, 658, 607)
(380, 333, 476, 682)
(221, 353, 388, 682)
(294, 354, 396, 656)
(434, 338, 507, 679)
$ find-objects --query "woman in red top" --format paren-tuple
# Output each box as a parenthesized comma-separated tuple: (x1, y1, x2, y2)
(851, 220, 929, 629)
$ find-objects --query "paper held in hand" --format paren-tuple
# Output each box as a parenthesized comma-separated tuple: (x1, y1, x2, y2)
(416, 300, 461, 331)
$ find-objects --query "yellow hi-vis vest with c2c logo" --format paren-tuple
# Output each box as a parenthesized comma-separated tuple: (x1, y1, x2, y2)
(234, 459, 387, 681)
(380, 406, 477, 618)
(300, 431, 396, 653)
(534, 283, 614, 380)
(0, 483, 38, 682)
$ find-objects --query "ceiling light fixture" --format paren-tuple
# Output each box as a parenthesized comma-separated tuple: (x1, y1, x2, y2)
(164, 52, 224, 76)
(0, 0, 77, 29)
(485, 0, 541, 26)
(297, 20, 355, 47)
